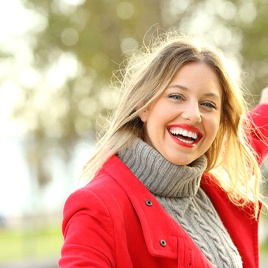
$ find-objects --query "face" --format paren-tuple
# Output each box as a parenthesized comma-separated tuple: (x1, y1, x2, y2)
(139, 62, 222, 166)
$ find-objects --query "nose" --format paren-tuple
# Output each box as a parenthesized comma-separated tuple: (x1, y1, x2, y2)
(181, 102, 202, 123)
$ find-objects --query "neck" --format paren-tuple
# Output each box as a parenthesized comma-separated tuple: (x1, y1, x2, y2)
(118, 138, 207, 198)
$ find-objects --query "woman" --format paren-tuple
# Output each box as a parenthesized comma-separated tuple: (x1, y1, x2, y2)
(59, 34, 268, 267)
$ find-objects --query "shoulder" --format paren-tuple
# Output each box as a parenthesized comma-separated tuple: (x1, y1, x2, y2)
(66, 155, 131, 204)
(63, 169, 126, 216)
(62, 155, 142, 228)
(201, 173, 257, 217)
(61, 170, 132, 247)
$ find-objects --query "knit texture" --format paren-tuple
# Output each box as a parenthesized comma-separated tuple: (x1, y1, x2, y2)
(118, 138, 242, 268)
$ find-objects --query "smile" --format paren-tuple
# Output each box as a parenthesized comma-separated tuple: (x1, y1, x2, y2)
(168, 125, 202, 147)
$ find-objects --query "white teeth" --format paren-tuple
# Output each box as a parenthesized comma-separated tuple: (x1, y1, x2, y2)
(169, 127, 198, 139)
(191, 131, 198, 139)
(177, 137, 194, 144)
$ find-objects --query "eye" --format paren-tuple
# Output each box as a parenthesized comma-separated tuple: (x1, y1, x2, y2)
(168, 94, 184, 101)
(201, 102, 217, 110)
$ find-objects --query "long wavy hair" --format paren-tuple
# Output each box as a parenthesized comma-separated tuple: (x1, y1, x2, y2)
(82, 32, 264, 217)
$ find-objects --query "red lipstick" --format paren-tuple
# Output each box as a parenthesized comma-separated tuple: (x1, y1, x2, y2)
(167, 124, 203, 148)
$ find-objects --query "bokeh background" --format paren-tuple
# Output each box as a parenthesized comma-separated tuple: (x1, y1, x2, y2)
(0, 0, 267, 267)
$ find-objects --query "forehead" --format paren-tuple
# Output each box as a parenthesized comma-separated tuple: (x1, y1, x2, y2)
(168, 62, 223, 98)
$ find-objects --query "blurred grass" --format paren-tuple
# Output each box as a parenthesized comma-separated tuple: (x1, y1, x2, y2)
(0, 221, 267, 265)
(261, 240, 268, 256)
(260, 212, 268, 266)
(0, 224, 62, 262)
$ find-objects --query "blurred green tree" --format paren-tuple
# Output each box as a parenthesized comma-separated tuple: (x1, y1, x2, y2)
(11, 0, 268, 188)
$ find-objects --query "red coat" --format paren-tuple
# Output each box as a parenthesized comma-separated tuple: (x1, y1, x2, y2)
(248, 104, 268, 165)
(59, 104, 268, 268)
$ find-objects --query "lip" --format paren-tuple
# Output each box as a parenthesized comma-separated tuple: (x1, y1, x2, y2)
(167, 124, 203, 148)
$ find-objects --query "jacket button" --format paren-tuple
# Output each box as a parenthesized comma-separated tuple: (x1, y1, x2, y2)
(145, 200, 153, 206)
(159, 239, 166, 247)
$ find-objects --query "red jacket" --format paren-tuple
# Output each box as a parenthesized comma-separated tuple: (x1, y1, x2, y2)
(59, 104, 268, 268)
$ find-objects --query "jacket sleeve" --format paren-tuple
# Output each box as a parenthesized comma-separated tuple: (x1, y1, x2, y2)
(248, 104, 268, 165)
(58, 187, 116, 268)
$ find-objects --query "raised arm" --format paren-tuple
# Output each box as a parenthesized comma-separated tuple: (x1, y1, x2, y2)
(248, 86, 268, 165)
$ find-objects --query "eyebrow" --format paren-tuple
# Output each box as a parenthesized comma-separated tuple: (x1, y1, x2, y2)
(168, 84, 221, 99)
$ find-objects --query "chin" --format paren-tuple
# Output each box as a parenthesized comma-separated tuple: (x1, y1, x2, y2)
(166, 157, 193, 166)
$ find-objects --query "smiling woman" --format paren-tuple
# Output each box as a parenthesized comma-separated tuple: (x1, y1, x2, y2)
(139, 63, 222, 166)
(59, 32, 268, 268)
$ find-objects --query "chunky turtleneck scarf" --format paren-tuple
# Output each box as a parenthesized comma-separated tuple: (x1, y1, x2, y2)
(118, 138, 242, 268)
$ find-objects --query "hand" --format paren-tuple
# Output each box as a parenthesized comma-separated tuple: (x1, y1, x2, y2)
(260, 86, 268, 104)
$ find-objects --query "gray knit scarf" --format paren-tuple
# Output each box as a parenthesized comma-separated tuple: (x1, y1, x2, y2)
(118, 138, 242, 268)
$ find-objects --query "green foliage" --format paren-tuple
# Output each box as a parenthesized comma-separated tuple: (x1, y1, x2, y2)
(5, 0, 268, 187)
(16, 0, 268, 138)
(16, 0, 268, 140)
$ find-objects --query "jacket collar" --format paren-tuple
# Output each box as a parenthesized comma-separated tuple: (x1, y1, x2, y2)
(102, 155, 260, 267)
(103, 155, 181, 258)
(102, 155, 214, 266)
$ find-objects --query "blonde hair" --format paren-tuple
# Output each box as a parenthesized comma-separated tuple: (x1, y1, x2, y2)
(82, 32, 265, 217)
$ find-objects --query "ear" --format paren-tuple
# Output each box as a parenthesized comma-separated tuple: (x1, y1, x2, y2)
(139, 109, 148, 123)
